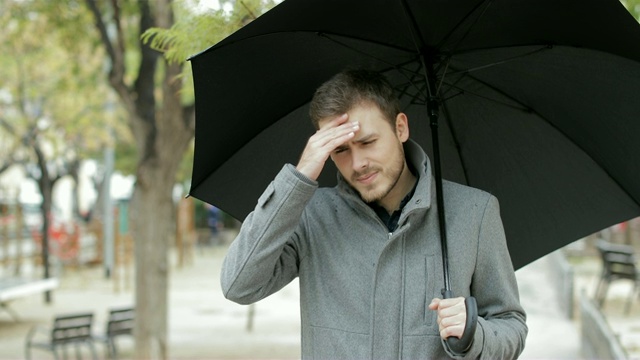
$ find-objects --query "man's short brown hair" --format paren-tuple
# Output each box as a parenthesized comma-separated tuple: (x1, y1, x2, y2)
(309, 69, 400, 129)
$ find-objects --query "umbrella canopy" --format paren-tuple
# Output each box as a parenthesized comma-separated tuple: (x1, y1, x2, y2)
(188, 0, 640, 270)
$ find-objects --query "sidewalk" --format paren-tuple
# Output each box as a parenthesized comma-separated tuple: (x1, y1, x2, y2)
(0, 240, 610, 359)
(0, 244, 302, 360)
(517, 256, 581, 359)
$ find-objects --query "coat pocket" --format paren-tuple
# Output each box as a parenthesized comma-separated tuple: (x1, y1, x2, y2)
(403, 255, 438, 336)
(424, 255, 437, 328)
(402, 334, 446, 359)
(311, 325, 369, 359)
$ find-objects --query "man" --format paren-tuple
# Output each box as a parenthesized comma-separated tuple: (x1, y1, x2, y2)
(221, 69, 527, 359)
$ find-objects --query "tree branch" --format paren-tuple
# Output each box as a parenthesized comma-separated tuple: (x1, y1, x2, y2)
(0, 161, 12, 175)
(0, 117, 17, 135)
(130, 0, 161, 165)
(85, 0, 118, 77)
(134, 0, 159, 121)
(85, 0, 131, 110)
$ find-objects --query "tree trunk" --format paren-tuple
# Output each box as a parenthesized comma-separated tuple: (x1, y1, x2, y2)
(34, 145, 56, 303)
(84, 1, 194, 357)
(130, 164, 174, 359)
(130, 58, 191, 359)
(39, 175, 53, 303)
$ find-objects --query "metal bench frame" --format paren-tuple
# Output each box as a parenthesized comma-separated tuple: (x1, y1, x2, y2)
(95, 307, 134, 359)
(595, 240, 640, 314)
(25, 312, 98, 360)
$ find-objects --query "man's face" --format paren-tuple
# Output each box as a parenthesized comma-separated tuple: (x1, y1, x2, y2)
(323, 102, 409, 204)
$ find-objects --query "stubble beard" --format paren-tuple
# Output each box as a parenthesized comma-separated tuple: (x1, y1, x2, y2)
(351, 146, 405, 204)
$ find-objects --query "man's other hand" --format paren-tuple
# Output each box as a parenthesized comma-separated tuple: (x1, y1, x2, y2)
(429, 297, 467, 340)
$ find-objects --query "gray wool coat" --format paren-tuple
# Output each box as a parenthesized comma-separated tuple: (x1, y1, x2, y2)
(221, 140, 527, 359)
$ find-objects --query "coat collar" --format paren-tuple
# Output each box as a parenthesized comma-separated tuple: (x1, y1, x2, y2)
(401, 139, 434, 214)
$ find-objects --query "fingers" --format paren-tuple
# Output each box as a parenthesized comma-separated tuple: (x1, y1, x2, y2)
(312, 116, 359, 152)
(319, 112, 350, 130)
(296, 113, 359, 180)
(429, 297, 467, 339)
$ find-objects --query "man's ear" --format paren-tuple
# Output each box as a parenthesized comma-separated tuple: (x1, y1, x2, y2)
(395, 113, 410, 142)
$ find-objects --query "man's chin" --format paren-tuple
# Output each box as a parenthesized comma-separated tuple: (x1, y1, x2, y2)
(357, 187, 384, 204)
(348, 178, 388, 203)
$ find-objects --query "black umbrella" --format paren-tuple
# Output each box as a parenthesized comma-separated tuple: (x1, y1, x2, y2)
(189, 0, 640, 273)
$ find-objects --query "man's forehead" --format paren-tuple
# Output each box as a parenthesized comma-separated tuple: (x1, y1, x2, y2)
(322, 105, 385, 124)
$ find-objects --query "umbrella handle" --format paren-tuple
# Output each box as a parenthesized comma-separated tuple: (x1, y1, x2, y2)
(444, 296, 478, 355)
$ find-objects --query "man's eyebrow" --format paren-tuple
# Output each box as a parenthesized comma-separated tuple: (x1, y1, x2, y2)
(354, 133, 377, 143)
(334, 143, 348, 151)
(334, 133, 378, 152)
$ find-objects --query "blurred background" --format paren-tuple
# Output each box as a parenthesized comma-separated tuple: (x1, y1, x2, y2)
(0, 1, 639, 359)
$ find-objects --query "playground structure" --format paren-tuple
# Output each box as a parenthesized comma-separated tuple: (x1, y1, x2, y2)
(0, 194, 207, 297)
(0, 196, 136, 313)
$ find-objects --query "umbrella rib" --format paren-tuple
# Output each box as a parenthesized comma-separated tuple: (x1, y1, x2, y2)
(439, 100, 470, 186)
(442, 74, 534, 112)
(434, 0, 495, 53)
(398, 0, 436, 101)
(435, 45, 551, 107)
(441, 80, 530, 113)
(198, 29, 416, 60)
(316, 32, 415, 57)
(400, 45, 552, 107)
(395, 68, 431, 104)
(316, 32, 421, 78)
(318, 32, 438, 105)
(437, 45, 554, 112)
(448, 46, 553, 75)
(446, 70, 640, 209)
(432, 0, 493, 96)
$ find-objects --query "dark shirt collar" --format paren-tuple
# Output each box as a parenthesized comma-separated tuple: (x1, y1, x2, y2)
(367, 175, 418, 232)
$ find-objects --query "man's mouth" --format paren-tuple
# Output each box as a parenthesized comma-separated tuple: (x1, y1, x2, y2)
(356, 172, 378, 185)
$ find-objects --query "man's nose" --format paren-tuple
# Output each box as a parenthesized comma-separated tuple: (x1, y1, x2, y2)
(351, 150, 368, 171)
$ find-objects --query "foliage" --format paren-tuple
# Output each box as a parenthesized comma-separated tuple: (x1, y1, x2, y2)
(140, 0, 277, 104)
(138, 0, 280, 193)
(143, 0, 278, 63)
(0, 0, 131, 170)
(623, 0, 640, 21)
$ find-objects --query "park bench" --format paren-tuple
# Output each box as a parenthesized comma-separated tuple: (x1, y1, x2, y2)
(594, 240, 639, 314)
(94, 306, 135, 359)
(25, 312, 98, 360)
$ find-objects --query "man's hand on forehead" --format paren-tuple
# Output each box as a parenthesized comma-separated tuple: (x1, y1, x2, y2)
(296, 113, 359, 181)
(319, 113, 349, 129)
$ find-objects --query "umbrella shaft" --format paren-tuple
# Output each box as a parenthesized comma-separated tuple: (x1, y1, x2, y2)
(421, 54, 453, 296)
(430, 115, 453, 295)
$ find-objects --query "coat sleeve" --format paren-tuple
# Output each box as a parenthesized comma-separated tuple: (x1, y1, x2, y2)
(444, 195, 528, 359)
(220, 164, 316, 305)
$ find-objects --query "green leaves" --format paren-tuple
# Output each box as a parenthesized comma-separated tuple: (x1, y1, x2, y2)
(0, 0, 124, 171)
(624, 0, 640, 21)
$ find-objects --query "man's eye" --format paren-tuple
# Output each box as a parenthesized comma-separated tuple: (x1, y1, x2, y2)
(363, 140, 376, 145)
(334, 147, 347, 154)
